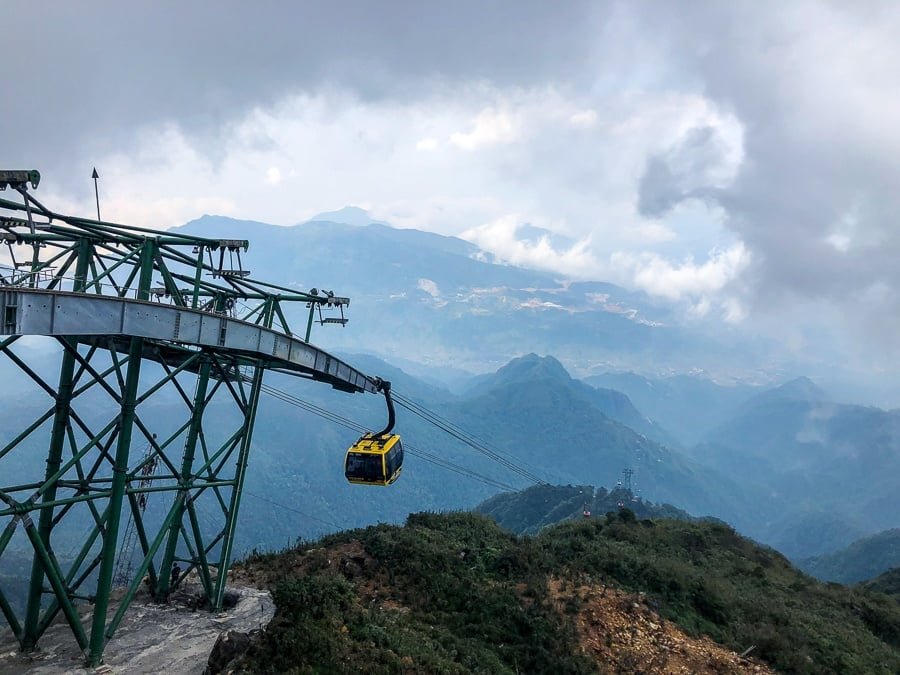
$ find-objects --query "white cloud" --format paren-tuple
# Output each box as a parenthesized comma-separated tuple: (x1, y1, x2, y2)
(721, 297, 747, 324)
(55, 86, 738, 245)
(415, 137, 439, 151)
(35, 84, 757, 326)
(610, 242, 751, 308)
(461, 215, 599, 278)
(568, 109, 597, 128)
(825, 233, 851, 253)
(450, 108, 517, 151)
(265, 167, 283, 184)
(519, 298, 566, 310)
(7, 1, 900, 397)
(417, 278, 440, 297)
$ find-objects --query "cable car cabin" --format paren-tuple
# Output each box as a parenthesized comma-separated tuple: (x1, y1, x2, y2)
(345, 433, 403, 486)
(346, 377, 402, 486)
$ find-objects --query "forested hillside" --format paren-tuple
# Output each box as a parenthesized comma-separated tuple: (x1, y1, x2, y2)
(221, 512, 900, 674)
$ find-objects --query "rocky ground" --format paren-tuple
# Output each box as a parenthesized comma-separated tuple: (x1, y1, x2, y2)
(549, 579, 774, 674)
(0, 584, 273, 675)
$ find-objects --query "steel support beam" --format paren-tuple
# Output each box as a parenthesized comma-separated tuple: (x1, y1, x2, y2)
(213, 364, 264, 610)
(156, 358, 212, 601)
(22, 239, 91, 650)
(20, 340, 78, 649)
(87, 241, 155, 666)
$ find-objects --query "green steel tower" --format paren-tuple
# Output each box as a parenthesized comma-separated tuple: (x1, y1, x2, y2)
(0, 171, 382, 666)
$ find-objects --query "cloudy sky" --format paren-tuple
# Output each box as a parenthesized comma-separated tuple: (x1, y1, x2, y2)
(4, 1, 900, 396)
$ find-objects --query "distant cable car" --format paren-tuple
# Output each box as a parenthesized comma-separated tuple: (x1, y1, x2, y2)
(345, 379, 404, 486)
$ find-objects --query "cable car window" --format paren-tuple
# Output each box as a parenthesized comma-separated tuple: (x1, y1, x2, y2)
(387, 446, 399, 475)
(346, 452, 379, 480)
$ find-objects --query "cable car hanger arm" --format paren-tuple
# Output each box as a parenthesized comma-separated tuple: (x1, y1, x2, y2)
(373, 378, 395, 437)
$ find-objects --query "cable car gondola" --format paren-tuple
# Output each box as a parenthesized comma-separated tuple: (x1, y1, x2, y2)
(345, 379, 403, 486)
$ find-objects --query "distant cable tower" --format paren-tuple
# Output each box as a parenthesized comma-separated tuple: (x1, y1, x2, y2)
(621, 468, 634, 492)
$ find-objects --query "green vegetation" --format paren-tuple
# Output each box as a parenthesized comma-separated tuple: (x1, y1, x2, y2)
(242, 512, 595, 674)
(237, 511, 900, 674)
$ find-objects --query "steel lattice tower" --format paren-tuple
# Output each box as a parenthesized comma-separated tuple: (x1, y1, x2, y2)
(0, 171, 381, 666)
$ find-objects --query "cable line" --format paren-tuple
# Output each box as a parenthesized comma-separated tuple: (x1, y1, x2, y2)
(392, 392, 544, 482)
(402, 443, 517, 491)
(255, 381, 518, 492)
(244, 490, 343, 530)
(392, 392, 548, 485)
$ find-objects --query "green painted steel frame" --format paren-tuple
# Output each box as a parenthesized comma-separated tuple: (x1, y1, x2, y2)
(0, 187, 367, 666)
(0, 334, 280, 663)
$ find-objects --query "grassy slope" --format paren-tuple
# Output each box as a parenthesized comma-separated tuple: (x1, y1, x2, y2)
(235, 512, 900, 674)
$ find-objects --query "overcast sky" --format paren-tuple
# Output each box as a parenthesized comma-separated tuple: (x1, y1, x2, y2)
(4, 1, 900, 396)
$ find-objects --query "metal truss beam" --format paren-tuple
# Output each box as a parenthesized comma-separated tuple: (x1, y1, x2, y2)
(0, 289, 376, 394)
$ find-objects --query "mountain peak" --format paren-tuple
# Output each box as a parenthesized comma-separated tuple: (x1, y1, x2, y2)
(767, 376, 830, 403)
(304, 206, 389, 228)
(489, 354, 572, 387)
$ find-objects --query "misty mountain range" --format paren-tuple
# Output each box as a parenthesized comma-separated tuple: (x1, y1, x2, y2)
(179, 208, 900, 559)
(174, 210, 769, 380)
(3, 208, 900, 586)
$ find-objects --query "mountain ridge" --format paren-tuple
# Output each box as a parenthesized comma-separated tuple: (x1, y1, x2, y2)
(800, 528, 900, 584)
(173, 213, 757, 379)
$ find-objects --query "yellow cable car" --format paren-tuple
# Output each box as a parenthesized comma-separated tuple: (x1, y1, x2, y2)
(345, 378, 404, 486)
(344, 433, 404, 486)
